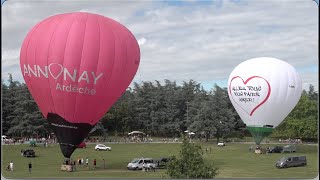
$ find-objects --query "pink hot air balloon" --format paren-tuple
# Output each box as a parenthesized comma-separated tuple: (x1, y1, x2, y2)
(20, 12, 140, 158)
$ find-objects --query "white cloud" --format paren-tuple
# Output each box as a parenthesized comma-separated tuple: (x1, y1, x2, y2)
(138, 37, 147, 46)
(1, 0, 318, 91)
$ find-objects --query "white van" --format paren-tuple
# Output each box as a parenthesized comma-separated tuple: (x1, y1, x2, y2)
(127, 158, 156, 170)
(275, 156, 307, 168)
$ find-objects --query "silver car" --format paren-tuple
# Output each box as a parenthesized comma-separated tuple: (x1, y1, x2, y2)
(281, 145, 296, 153)
(127, 158, 156, 170)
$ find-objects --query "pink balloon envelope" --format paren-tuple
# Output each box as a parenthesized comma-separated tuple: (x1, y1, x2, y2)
(20, 12, 140, 158)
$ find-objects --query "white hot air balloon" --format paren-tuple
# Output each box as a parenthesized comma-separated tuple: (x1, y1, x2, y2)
(227, 57, 302, 145)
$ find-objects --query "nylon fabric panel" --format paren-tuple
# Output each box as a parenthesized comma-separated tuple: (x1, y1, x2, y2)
(34, 16, 61, 119)
(47, 14, 77, 119)
(22, 16, 62, 118)
(20, 20, 46, 115)
(73, 13, 101, 124)
(57, 14, 86, 122)
(88, 16, 117, 123)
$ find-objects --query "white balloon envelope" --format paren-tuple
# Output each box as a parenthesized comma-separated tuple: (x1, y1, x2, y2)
(227, 57, 302, 145)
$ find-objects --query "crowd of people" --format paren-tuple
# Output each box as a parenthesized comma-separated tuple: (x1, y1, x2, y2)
(63, 157, 100, 171)
(2, 137, 57, 145)
(278, 138, 303, 144)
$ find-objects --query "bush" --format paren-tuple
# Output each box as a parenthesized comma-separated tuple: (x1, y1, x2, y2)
(166, 136, 218, 178)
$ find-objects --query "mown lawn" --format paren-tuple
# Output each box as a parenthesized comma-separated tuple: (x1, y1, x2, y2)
(1, 142, 318, 179)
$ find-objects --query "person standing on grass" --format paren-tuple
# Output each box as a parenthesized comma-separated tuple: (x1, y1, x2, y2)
(93, 159, 97, 169)
(28, 162, 32, 173)
(9, 161, 14, 171)
(86, 158, 89, 166)
(73, 161, 76, 171)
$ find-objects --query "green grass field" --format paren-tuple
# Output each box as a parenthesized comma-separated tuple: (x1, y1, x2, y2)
(2, 142, 318, 179)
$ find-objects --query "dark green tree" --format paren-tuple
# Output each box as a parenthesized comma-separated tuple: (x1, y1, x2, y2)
(166, 136, 218, 178)
(2, 79, 12, 134)
(6, 84, 48, 137)
(189, 84, 236, 142)
(210, 86, 236, 141)
(307, 84, 318, 101)
(273, 89, 318, 140)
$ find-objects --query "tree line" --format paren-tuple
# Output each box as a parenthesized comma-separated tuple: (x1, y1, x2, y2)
(2, 75, 318, 141)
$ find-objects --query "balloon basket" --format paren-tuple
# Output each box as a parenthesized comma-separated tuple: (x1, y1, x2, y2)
(60, 164, 73, 172)
(255, 149, 261, 154)
(253, 145, 266, 154)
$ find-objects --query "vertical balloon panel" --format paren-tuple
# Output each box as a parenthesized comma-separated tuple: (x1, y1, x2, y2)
(20, 12, 140, 158)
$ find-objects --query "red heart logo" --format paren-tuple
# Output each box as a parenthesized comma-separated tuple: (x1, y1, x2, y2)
(229, 76, 271, 116)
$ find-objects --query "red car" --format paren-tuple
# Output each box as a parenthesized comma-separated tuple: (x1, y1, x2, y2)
(77, 142, 87, 148)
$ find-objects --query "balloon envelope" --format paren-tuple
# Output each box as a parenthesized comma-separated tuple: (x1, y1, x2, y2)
(20, 12, 140, 157)
(227, 57, 302, 144)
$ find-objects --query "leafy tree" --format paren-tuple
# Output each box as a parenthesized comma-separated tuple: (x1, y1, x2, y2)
(166, 136, 218, 178)
(210, 85, 236, 141)
(273, 89, 318, 140)
(189, 84, 236, 142)
(2, 79, 11, 134)
(7, 84, 48, 137)
(307, 84, 318, 101)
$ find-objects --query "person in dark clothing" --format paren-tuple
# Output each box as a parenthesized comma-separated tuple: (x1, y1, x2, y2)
(93, 159, 97, 169)
(73, 161, 76, 171)
(28, 162, 32, 173)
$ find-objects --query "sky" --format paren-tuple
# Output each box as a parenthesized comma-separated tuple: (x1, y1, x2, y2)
(1, 0, 319, 91)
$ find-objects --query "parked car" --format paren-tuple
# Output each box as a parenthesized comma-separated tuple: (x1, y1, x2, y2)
(217, 141, 225, 147)
(23, 149, 36, 157)
(77, 142, 87, 148)
(267, 146, 283, 153)
(127, 158, 156, 170)
(282, 145, 296, 153)
(275, 156, 307, 168)
(94, 144, 111, 151)
(2, 135, 9, 142)
(154, 157, 174, 169)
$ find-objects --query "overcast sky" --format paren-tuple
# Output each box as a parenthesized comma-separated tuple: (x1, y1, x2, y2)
(2, 0, 319, 91)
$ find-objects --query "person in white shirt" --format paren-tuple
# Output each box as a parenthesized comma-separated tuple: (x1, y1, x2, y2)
(9, 161, 14, 171)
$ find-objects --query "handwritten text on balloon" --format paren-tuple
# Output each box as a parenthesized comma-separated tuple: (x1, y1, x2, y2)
(229, 76, 271, 116)
(232, 86, 261, 103)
